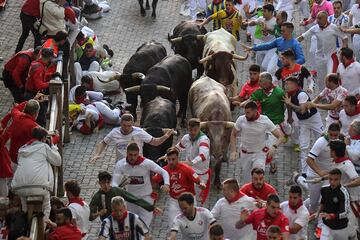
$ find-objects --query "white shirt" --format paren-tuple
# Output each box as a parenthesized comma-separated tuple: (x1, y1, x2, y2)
(176, 133, 210, 174)
(318, 86, 348, 119)
(254, 17, 276, 43)
(103, 127, 153, 160)
(276, 0, 294, 11)
(336, 160, 360, 201)
(347, 139, 360, 165)
(211, 194, 257, 239)
(301, 23, 347, 58)
(69, 85, 104, 104)
(68, 201, 90, 234)
(308, 136, 336, 177)
(111, 157, 169, 197)
(235, 115, 277, 152)
(171, 207, 216, 240)
(337, 61, 360, 95)
(351, 4, 360, 27)
(339, 109, 360, 136)
(280, 201, 309, 240)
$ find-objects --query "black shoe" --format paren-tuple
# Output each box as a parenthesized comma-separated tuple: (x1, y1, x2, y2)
(103, 44, 114, 58)
(103, 97, 112, 104)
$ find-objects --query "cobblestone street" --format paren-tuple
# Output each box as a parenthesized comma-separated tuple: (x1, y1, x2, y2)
(0, 0, 316, 239)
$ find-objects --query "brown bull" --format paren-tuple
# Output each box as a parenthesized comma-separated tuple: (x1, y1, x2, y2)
(188, 76, 234, 188)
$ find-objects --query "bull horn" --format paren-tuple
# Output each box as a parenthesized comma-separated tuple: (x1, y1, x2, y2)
(232, 53, 249, 61)
(131, 72, 145, 80)
(225, 121, 235, 129)
(156, 85, 171, 92)
(196, 35, 204, 40)
(200, 121, 208, 129)
(124, 85, 141, 93)
(199, 55, 213, 64)
(169, 36, 182, 43)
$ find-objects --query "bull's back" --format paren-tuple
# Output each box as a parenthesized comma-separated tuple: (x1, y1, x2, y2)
(140, 97, 177, 128)
(123, 41, 166, 74)
(203, 29, 237, 57)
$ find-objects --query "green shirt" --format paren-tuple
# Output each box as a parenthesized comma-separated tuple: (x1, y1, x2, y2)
(251, 86, 285, 124)
(89, 187, 155, 221)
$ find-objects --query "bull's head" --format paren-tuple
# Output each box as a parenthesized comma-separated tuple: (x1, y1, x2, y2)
(200, 121, 235, 161)
(125, 84, 172, 106)
(168, 34, 205, 68)
(118, 72, 146, 89)
(199, 51, 248, 86)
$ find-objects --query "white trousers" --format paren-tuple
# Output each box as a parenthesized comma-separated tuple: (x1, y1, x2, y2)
(168, 197, 182, 228)
(240, 151, 266, 183)
(127, 195, 154, 227)
(353, 34, 360, 62)
(74, 61, 100, 85)
(320, 224, 349, 240)
(315, 54, 336, 92)
(298, 113, 324, 174)
(308, 179, 328, 213)
(0, 179, 8, 197)
(92, 101, 121, 125)
(20, 191, 51, 221)
(298, 0, 310, 19)
(189, 0, 206, 19)
(260, 48, 277, 74)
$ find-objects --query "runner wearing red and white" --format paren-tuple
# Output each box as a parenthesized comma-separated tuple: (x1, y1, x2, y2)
(298, 11, 347, 92)
(337, 47, 360, 97)
(64, 180, 90, 238)
(309, 73, 348, 129)
(230, 101, 284, 183)
(236, 194, 290, 240)
(280, 186, 309, 240)
(175, 118, 211, 205)
(169, 193, 216, 240)
(211, 178, 257, 239)
(339, 96, 360, 137)
(152, 147, 206, 227)
(111, 143, 170, 227)
(346, 120, 360, 175)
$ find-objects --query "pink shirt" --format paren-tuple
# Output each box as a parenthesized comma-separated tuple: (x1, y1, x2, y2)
(311, 0, 334, 19)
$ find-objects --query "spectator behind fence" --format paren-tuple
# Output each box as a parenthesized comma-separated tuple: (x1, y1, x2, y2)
(11, 127, 61, 222)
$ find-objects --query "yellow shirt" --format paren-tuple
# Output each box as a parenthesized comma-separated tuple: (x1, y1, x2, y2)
(211, 9, 242, 41)
(207, 0, 226, 30)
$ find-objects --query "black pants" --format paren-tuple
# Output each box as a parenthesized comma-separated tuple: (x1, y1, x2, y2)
(2, 70, 25, 103)
(15, 12, 42, 53)
(24, 91, 47, 127)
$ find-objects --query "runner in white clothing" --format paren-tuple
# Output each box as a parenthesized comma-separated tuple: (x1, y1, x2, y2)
(111, 143, 170, 227)
(297, 11, 348, 91)
(230, 101, 285, 183)
(211, 178, 257, 239)
(345, 120, 360, 174)
(337, 48, 360, 97)
(90, 113, 175, 162)
(169, 193, 217, 240)
(280, 186, 309, 240)
(308, 73, 348, 128)
(175, 118, 211, 205)
(339, 96, 360, 137)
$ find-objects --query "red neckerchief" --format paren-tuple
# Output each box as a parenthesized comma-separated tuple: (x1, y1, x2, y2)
(127, 156, 145, 166)
(334, 156, 349, 164)
(289, 199, 303, 213)
(346, 104, 360, 116)
(344, 58, 355, 68)
(227, 191, 245, 204)
(248, 111, 260, 122)
(249, 79, 259, 86)
(68, 197, 85, 207)
(263, 84, 275, 95)
(319, 21, 330, 30)
(112, 211, 128, 223)
(351, 135, 360, 140)
(287, 87, 301, 97)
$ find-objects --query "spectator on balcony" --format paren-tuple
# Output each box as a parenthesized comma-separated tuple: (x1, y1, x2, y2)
(74, 43, 100, 85)
(10, 127, 61, 222)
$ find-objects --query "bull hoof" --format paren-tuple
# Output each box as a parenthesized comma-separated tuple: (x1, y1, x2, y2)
(151, 12, 156, 18)
(140, 8, 146, 16)
(145, 4, 150, 9)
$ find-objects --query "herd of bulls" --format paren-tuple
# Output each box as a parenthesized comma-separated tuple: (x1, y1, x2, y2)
(112, 21, 249, 185)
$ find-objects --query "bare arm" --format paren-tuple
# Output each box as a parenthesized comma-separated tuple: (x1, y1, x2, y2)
(289, 223, 303, 234)
(229, 127, 240, 161)
(168, 231, 177, 240)
(311, 99, 342, 111)
(344, 177, 360, 188)
(306, 157, 328, 177)
(149, 129, 174, 146)
(90, 141, 108, 163)
(270, 128, 285, 147)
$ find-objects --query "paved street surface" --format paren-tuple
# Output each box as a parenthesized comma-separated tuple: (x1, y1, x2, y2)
(0, 0, 316, 239)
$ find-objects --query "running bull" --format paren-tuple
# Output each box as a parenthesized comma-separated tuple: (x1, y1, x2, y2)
(199, 28, 248, 97)
(188, 76, 234, 188)
(117, 41, 167, 120)
(125, 55, 192, 124)
(140, 97, 177, 165)
(168, 21, 207, 78)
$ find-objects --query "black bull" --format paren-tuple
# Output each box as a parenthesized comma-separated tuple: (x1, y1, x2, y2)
(118, 41, 166, 120)
(140, 97, 177, 164)
(168, 21, 207, 78)
(125, 55, 192, 124)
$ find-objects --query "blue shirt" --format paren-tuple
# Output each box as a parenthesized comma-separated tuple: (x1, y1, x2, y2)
(252, 37, 305, 67)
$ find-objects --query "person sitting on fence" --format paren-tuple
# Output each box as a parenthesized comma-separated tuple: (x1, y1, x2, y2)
(74, 43, 100, 85)
(47, 207, 82, 240)
(10, 127, 62, 223)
